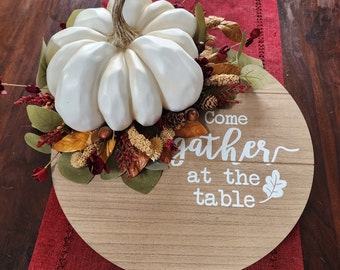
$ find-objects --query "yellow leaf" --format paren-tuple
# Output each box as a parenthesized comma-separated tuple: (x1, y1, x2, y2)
(175, 121, 208, 138)
(53, 131, 91, 152)
(100, 137, 116, 163)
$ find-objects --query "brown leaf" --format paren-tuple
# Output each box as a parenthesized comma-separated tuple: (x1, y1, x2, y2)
(175, 121, 208, 138)
(100, 137, 116, 163)
(209, 62, 242, 76)
(127, 151, 150, 178)
(159, 147, 173, 165)
(218, 21, 242, 43)
(53, 131, 91, 152)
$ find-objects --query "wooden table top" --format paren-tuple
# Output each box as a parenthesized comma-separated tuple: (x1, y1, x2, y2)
(0, 0, 339, 269)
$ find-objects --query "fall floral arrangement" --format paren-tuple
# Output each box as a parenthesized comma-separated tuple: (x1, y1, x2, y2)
(1, 0, 261, 194)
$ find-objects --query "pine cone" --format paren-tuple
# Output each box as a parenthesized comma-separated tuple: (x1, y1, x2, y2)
(198, 94, 218, 111)
(165, 112, 186, 130)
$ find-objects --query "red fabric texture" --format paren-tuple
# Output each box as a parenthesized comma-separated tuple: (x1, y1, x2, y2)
(29, 0, 304, 269)
(29, 189, 120, 270)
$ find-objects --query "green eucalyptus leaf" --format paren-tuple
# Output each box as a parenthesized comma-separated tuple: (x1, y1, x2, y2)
(227, 49, 263, 68)
(193, 3, 207, 44)
(241, 64, 280, 89)
(24, 133, 51, 154)
(40, 85, 50, 94)
(146, 160, 169, 171)
(36, 39, 47, 89)
(122, 169, 162, 194)
(26, 105, 63, 133)
(58, 152, 94, 184)
(66, 9, 84, 27)
(101, 150, 123, 180)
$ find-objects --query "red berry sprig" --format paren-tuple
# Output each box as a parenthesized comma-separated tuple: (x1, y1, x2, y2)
(0, 77, 41, 94)
(14, 92, 54, 107)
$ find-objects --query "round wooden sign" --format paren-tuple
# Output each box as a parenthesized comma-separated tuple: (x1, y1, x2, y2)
(53, 70, 314, 269)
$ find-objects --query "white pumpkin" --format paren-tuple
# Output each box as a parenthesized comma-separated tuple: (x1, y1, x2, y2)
(46, 0, 203, 132)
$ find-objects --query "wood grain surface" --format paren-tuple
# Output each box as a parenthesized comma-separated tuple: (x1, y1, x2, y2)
(0, 1, 101, 269)
(52, 76, 314, 269)
(0, 0, 339, 269)
(277, 1, 340, 269)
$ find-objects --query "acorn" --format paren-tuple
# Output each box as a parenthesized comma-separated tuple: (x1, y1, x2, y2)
(98, 126, 113, 140)
(185, 108, 199, 122)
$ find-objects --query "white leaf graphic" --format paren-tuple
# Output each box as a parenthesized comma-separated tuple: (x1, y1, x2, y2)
(260, 170, 287, 203)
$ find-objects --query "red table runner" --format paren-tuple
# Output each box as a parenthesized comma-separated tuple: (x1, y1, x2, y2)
(29, 0, 305, 269)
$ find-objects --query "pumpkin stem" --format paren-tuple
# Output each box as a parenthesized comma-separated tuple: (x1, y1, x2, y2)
(109, 0, 139, 48)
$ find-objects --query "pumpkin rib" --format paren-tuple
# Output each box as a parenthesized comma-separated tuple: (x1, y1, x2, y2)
(147, 28, 199, 59)
(74, 8, 113, 35)
(130, 35, 203, 112)
(47, 39, 95, 96)
(46, 27, 107, 63)
(98, 51, 133, 131)
(136, 0, 174, 32)
(125, 49, 163, 127)
(141, 8, 196, 37)
(55, 42, 114, 131)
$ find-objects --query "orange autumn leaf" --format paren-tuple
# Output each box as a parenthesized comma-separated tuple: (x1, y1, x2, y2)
(53, 131, 91, 152)
(127, 151, 150, 178)
(175, 121, 208, 138)
(210, 62, 242, 76)
(100, 137, 116, 163)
